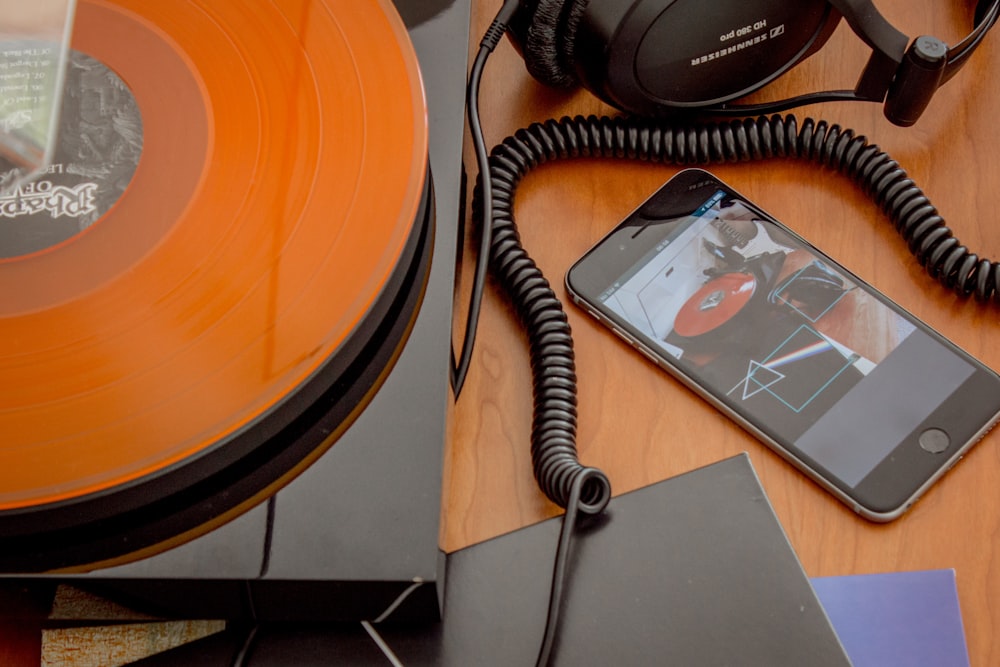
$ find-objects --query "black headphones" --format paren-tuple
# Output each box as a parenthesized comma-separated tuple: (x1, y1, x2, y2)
(508, 0, 999, 126)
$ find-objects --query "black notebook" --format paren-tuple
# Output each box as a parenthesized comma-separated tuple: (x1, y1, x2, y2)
(131, 454, 852, 666)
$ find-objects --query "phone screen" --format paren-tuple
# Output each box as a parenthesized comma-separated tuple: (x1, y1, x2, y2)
(567, 169, 1000, 519)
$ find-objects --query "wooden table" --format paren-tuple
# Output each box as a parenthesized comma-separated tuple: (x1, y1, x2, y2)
(5, 1, 999, 664)
(443, 2, 1000, 666)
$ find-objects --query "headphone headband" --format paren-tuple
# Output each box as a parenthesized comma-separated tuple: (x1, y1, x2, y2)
(509, 0, 999, 125)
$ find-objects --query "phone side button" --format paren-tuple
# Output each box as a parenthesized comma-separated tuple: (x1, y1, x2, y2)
(918, 428, 950, 454)
(636, 345, 661, 366)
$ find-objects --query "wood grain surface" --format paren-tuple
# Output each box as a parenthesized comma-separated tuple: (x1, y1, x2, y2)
(444, 2, 1000, 666)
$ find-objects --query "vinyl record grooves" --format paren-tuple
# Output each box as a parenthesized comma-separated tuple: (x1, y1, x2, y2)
(0, 0, 430, 571)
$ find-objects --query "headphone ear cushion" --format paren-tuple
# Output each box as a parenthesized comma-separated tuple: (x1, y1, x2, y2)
(521, 0, 589, 88)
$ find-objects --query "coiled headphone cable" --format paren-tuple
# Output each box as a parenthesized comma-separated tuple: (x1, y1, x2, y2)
(476, 112, 997, 515)
(462, 112, 998, 665)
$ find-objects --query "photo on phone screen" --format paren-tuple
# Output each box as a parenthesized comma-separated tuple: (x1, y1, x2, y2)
(566, 169, 1000, 521)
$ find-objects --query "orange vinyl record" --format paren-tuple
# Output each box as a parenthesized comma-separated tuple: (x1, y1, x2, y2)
(673, 272, 758, 338)
(0, 0, 431, 569)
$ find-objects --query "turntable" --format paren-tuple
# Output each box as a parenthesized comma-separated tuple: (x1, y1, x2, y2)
(0, 0, 467, 623)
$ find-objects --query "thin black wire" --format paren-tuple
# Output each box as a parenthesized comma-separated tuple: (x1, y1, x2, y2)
(451, 0, 521, 397)
(535, 469, 603, 667)
(230, 623, 259, 667)
(227, 500, 275, 667)
(457, 7, 613, 667)
(259, 496, 276, 577)
(948, 0, 999, 74)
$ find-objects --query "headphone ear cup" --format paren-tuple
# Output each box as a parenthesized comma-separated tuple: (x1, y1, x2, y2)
(516, 0, 589, 89)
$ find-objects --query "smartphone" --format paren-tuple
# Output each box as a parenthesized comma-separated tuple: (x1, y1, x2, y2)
(566, 168, 1000, 521)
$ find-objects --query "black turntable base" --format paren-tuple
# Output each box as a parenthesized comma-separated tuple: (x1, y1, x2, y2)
(0, 0, 469, 625)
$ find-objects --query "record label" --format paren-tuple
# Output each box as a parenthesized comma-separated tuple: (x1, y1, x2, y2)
(0, 50, 142, 258)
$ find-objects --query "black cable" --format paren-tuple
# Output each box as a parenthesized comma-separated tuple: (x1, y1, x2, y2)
(230, 623, 259, 667)
(451, 0, 521, 397)
(535, 468, 605, 667)
(478, 112, 1000, 488)
(457, 8, 613, 667)
(258, 496, 276, 578)
(471, 113, 996, 664)
(947, 0, 1000, 76)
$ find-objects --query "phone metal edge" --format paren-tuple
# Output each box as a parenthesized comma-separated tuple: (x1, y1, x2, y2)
(563, 168, 1000, 522)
